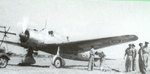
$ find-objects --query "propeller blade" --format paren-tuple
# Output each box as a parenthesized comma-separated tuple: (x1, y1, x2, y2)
(22, 17, 29, 33)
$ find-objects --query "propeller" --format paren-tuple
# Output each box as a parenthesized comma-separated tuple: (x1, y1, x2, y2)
(22, 17, 29, 33)
(18, 17, 31, 43)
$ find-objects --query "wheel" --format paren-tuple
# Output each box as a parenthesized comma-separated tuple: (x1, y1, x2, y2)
(0, 57, 8, 68)
(54, 58, 62, 68)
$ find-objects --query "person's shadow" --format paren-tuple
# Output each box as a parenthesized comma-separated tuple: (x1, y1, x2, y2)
(62, 65, 88, 70)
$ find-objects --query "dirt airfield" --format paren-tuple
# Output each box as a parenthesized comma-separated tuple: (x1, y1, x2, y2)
(0, 56, 150, 74)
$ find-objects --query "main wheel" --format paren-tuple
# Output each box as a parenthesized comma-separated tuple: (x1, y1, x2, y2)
(0, 57, 8, 68)
(54, 58, 62, 68)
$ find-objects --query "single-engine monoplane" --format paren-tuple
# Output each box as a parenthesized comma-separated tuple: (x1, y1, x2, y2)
(0, 25, 138, 68)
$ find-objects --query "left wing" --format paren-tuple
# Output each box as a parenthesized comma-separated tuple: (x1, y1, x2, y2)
(40, 35, 138, 55)
(59, 35, 138, 53)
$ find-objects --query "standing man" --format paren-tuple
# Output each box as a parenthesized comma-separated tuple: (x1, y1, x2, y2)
(142, 42, 150, 74)
(124, 44, 133, 72)
(88, 46, 95, 71)
(95, 51, 106, 70)
(132, 44, 137, 71)
(138, 43, 144, 73)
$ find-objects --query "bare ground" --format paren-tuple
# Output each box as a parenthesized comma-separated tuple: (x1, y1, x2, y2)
(0, 57, 150, 74)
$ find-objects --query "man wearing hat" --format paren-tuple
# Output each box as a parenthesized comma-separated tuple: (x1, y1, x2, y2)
(138, 43, 144, 73)
(132, 44, 137, 71)
(95, 51, 106, 70)
(88, 46, 96, 71)
(124, 44, 133, 72)
(142, 42, 150, 74)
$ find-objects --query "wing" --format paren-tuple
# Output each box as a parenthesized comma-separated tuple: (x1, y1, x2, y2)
(0, 35, 138, 56)
(41, 35, 138, 56)
(59, 35, 138, 53)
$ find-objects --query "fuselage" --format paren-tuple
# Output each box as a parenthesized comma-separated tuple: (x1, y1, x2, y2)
(19, 29, 91, 61)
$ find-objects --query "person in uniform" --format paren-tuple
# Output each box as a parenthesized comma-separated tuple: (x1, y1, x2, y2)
(141, 42, 149, 74)
(88, 46, 95, 71)
(138, 43, 144, 73)
(132, 44, 137, 71)
(124, 44, 133, 72)
(95, 51, 106, 70)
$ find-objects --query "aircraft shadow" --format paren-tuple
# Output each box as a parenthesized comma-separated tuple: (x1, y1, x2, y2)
(8, 64, 50, 68)
(8, 64, 120, 72)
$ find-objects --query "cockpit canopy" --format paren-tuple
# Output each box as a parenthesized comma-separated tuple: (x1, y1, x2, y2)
(48, 31, 54, 36)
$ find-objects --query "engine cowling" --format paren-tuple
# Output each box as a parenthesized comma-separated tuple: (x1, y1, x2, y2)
(19, 30, 30, 43)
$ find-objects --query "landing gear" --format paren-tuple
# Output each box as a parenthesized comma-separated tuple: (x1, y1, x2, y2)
(18, 48, 36, 66)
(0, 57, 8, 68)
(52, 46, 65, 68)
(54, 58, 62, 68)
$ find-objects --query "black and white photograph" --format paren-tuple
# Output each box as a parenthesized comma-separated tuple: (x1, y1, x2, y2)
(0, 0, 150, 74)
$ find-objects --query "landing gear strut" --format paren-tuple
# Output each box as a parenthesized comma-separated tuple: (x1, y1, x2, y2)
(18, 48, 36, 66)
(52, 46, 65, 68)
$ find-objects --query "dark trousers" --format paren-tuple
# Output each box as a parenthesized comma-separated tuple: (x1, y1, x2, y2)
(132, 59, 136, 71)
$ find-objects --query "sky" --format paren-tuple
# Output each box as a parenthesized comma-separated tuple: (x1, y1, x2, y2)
(0, 0, 150, 59)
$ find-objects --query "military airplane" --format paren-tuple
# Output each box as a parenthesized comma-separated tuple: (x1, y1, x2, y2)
(0, 25, 138, 68)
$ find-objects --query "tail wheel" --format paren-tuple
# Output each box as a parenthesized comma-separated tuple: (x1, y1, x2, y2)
(0, 57, 8, 68)
(54, 58, 62, 68)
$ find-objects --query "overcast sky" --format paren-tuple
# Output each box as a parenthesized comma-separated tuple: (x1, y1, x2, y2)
(0, 0, 150, 58)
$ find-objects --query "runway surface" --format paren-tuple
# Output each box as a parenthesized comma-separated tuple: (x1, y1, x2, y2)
(0, 56, 150, 74)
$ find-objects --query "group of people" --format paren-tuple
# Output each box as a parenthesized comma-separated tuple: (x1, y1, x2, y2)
(88, 46, 106, 71)
(124, 42, 149, 74)
(87, 41, 149, 73)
